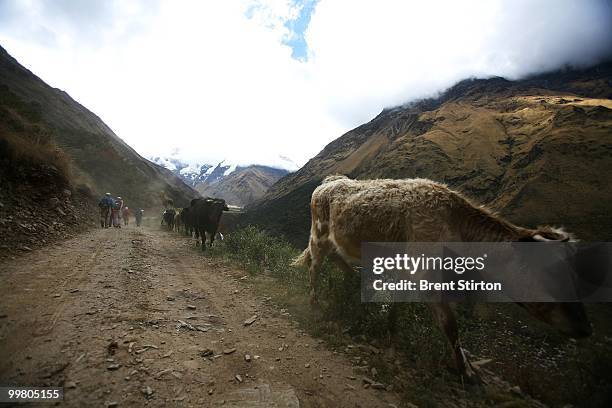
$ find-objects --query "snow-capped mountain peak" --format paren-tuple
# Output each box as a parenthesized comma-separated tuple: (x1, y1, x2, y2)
(150, 156, 282, 187)
(149, 153, 292, 206)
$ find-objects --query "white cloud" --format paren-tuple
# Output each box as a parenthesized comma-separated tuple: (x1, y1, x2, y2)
(306, 0, 612, 126)
(0, 0, 610, 169)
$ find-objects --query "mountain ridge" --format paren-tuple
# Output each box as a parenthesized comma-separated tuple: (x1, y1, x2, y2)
(0, 45, 199, 209)
(196, 164, 288, 207)
(245, 63, 612, 245)
(150, 155, 289, 206)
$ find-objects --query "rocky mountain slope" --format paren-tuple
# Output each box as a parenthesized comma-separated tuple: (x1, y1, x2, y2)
(195, 165, 288, 207)
(0, 45, 199, 210)
(245, 63, 612, 245)
(0, 133, 97, 257)
(150, 156, 289, 207)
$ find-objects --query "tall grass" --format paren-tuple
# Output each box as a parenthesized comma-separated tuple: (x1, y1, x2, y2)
(0, 132, 73, 182)
(208, 225, 305, 285)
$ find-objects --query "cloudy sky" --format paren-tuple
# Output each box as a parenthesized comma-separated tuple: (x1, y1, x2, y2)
(1, 0, 611, 169)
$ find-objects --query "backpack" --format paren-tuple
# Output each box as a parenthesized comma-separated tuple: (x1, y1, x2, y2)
(112, 199, 121, 210)
(99, 197, 111, 208)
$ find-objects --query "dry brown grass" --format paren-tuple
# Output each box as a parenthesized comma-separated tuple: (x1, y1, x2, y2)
(0, 131, 73, 182)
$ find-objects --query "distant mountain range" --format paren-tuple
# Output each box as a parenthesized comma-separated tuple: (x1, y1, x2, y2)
(149, 156, 290, 207)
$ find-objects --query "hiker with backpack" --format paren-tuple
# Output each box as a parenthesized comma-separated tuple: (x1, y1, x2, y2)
(98, 193, 113, 228)
(111, 196, 123, 228)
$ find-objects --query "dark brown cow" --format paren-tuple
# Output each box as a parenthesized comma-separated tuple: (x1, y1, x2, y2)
(191, 197, 228, 250)
(162, 209, 175, 230)
(180, 207, 193, 236)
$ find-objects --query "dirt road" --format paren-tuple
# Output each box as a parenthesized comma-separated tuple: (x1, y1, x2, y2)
(0, 225, 400, 407)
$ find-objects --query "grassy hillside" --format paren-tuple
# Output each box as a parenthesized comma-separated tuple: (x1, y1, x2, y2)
(0, 46, 199, 209)
(245, 64, 612, 245)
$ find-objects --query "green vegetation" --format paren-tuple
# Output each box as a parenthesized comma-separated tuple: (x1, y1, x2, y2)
(206, 225, 612, 407)
(208, 226, 384, 332)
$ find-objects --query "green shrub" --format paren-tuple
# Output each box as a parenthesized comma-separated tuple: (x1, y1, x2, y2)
(208, 225, 305, 284)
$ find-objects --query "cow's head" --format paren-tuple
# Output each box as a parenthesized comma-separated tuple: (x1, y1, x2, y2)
(517, 226, 591, 338)
(212, 198, 229, 211)
(518, 302, 592, 338)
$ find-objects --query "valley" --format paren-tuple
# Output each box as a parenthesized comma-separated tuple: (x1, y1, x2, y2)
(1, 28, 611, 408)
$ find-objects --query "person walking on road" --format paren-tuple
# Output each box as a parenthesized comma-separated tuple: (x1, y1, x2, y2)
(135, 208, 144, 227)
(116, 196, 124, 227)
(98, 193, 113, 228)
(122, 206, 130, 226)
(111, 196, 122, 228)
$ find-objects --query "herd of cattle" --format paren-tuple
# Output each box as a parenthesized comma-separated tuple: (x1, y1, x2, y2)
(161, 197, 229, 250)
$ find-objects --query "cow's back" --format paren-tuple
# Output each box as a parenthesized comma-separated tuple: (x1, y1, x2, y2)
(313, 178, 459, 253)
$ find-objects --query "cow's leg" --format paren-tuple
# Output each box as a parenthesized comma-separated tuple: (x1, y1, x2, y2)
(308, 237, 331, 305)
(309, 242, 322, 305)
(329, 252, 354, 278)
(201, 231, 208, 251)
(208, 230, 216, 248)
(429, 303, 480, 385)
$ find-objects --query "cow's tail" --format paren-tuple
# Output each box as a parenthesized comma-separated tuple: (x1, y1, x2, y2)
(291, 247, 311, 268)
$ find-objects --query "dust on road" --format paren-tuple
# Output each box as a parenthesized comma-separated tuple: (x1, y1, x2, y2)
(0, 225, 399, 407)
